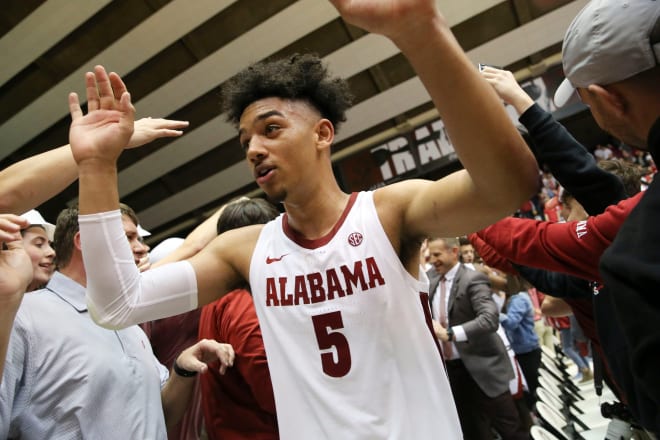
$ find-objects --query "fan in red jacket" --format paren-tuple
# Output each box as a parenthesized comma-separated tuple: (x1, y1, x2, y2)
(472, 192, 643, 283)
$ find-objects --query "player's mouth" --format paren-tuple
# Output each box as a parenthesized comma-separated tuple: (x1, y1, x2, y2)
(255, 165, 275, 184)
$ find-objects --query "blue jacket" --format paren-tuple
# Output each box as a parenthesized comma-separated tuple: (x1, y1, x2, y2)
(500, 293, 539, 355)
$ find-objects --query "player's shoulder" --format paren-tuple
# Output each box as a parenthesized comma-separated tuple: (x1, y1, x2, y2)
(225, 223, 267, 240)
(374, 179, 432, 214)
(374, 178, 431, 199)
(211, 223, 266, 261)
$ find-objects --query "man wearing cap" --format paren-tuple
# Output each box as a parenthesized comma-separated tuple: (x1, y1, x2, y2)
(552, 0, 660, 432)
(0, 204, 235, 439)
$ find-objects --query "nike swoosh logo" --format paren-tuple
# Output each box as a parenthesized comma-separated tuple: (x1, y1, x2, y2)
(266, 254, 289, 264)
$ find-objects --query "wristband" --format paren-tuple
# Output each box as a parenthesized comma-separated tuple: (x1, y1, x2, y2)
(173, 358, 198, 378)
(446, 327, 454, 342)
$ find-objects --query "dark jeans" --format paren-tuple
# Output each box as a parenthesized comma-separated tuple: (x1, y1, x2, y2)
(516, 347, 542, 407)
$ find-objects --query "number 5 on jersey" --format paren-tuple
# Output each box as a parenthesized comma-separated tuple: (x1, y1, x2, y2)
(312, 311, 352, 377)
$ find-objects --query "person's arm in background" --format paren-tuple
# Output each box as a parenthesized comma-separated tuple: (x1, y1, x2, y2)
(434, 272, 498, 343)
(513, 264, 593, 300)
(470, 232, 592, 300)
(0, 221, 33, 382)
(0, 117, 188, 215)
(481, 67, 626, 214)
(540, 296, 574, 318)
(461, 273, 500, 339)
(473, 192, 643, 282)
(473, 263, 508, 291)
(468, 233, 518, 275)
(161, 339, 234, 430)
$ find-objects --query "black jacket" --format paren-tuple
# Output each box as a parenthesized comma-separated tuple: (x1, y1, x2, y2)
(520, 103, 626, 214)
(600, 118, 660, 433)
(517, 105, 659, 433)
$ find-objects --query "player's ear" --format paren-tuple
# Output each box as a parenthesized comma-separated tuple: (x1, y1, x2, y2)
(315, 119, 334, 151)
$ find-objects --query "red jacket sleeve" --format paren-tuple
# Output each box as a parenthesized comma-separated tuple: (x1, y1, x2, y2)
(468, 233, 519, 275)
(475, 192, 643, 282)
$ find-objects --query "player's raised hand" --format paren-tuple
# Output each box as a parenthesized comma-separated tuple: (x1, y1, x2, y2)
(328, 0, 440, 42)
(68, 65, 135, 167)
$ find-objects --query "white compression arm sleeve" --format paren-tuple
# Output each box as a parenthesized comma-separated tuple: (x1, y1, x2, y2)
(79, 210, 198, 329)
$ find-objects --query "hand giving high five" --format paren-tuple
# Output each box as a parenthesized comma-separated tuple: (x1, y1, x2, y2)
(68, 65, 135, 167)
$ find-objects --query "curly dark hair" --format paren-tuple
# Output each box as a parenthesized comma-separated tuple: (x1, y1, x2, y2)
(221, 53, 353, 130)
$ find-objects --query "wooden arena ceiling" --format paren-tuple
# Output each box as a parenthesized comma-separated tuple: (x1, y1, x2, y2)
(0, 0, 586, 242)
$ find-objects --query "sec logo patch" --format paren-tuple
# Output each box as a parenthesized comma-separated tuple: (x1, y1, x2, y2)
(348, 232, 363, 247)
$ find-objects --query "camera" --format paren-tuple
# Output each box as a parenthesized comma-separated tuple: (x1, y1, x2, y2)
(601, 401, 633, 423)
(600, 402, 656, 440)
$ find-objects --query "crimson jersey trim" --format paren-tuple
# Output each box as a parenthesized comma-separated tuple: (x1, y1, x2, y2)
(281, 192, 358, 249)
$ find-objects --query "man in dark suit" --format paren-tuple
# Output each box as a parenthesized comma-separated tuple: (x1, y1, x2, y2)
(427, 237, 528, 440)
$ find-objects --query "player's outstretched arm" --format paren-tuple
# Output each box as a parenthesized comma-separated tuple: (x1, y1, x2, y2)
(66, 69, 195, 326)
(153, 203, 229, 268)
(71, 67, 244, 328)
(331, 0, 539, 238)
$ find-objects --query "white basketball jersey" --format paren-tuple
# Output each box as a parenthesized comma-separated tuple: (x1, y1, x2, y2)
(250, 191, 461, 439)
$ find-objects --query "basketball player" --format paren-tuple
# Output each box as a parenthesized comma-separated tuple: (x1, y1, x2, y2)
(70, 0, 539, 438)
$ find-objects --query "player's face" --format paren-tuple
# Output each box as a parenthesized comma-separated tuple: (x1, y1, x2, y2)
(21, 226, 55, 290)
(239, 97, 324, 203)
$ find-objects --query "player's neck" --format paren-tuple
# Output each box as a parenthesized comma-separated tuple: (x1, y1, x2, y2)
(283, 185, 351, 240)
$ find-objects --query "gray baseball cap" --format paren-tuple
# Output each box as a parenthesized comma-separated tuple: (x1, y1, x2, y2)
(554, 0, 660, 107)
